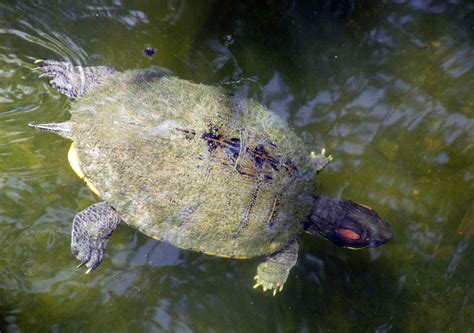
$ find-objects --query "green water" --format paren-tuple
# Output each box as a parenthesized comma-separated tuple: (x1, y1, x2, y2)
(0, 1, 473, 331)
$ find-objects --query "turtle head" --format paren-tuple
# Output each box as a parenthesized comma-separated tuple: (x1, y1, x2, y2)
(306, 196, 393, 249)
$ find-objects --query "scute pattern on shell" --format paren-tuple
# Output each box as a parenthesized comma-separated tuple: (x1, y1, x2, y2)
(69, 69, 317, 258)
(201, 125, 297, 184)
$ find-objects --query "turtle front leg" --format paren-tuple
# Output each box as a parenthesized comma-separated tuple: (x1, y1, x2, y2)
(71, 202, 123, 273)
(34, 59, 116, 99)
(309, 148, 333, 172)
(254, 239, 299, 295)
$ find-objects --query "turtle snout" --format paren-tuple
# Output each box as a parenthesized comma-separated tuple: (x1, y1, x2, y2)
(380, 225, 394, 242)
(367, 221, 393, 247)
(367, 235, 389, 248)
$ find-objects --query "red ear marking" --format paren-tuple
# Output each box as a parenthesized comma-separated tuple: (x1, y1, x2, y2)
(357, 203, 373, 211)
(337, 228, 361, 240)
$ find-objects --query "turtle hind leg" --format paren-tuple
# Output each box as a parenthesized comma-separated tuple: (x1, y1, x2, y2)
(34, 59, 116, 99)
(71, 202, 123, 273)
(254, 239, 299, 295)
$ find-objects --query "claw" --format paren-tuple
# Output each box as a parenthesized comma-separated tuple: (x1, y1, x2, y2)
(76, 262, 86, 268)
(85, 267, 93, 274)
(253, 277, 282, 294)
(34, 59, 44, 65)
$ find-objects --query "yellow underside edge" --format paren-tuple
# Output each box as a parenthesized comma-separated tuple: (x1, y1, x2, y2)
(202, 252, 251, 259)
(146, 232, 250, 258)
(68, 143, 101, 197)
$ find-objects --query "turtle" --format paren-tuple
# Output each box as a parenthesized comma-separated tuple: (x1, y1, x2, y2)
(30, 59, 392, 294)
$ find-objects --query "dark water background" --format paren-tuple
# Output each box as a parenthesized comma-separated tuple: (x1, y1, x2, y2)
(0, 0, 473, 331)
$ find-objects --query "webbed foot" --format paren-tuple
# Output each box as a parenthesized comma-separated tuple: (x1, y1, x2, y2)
(71, 202, 122, 273)
(253, 273, 284, 296)
(253, 239, 299, 295)
(35, 59, 116, 99)
(310, 148, 333, 172)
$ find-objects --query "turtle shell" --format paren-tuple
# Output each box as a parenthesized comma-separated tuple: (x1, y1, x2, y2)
(68, 69, 316, 258)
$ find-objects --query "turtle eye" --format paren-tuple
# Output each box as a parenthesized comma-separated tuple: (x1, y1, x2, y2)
(336, 228, 361, 240)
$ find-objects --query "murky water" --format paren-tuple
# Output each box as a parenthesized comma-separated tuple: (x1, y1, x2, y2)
(0, 1, 473, 331)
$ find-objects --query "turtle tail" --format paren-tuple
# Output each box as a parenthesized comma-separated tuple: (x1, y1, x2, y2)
(28, 122, 73, 140)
